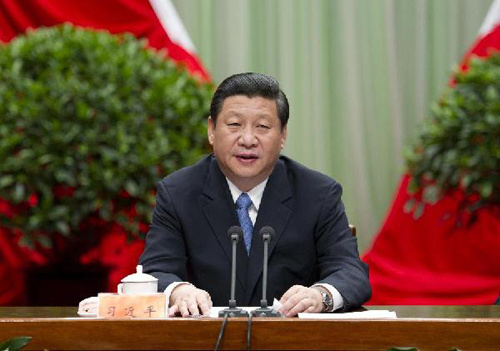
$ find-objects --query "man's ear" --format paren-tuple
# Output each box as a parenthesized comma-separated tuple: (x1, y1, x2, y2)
(207, 116, 215, 145)
(280, 125, 288, 149)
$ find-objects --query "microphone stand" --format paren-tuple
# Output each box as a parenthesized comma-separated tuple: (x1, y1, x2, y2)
(251, 226, 281, 317)
(219, 226, 249, 317)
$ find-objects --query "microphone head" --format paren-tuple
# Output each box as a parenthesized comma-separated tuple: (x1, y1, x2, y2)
(259, 226, 275, 241)
(227, 226, 243, 241)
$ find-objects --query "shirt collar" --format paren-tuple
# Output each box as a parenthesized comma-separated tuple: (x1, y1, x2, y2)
(226, 178, 268, 211)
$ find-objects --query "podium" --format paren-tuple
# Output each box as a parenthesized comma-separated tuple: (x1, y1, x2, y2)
(1, 306, 499, 351)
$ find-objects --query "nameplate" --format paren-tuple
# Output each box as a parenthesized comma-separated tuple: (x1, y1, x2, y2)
(98, 293, 166, 319)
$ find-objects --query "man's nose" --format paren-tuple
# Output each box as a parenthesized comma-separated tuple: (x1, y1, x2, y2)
(238, 128, 257, 147)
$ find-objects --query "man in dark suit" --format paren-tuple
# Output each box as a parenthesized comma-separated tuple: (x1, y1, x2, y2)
(139, 73, 371, 317)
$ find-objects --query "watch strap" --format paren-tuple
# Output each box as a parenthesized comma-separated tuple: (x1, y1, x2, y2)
(312, 286, 334, 312)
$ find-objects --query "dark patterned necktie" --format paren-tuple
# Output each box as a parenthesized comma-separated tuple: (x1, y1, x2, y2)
(236, 193, 253, 255)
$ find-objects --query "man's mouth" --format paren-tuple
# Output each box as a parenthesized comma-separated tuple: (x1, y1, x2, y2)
(236, 154, 258, 162)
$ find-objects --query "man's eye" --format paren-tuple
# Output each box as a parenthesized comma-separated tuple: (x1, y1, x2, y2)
(258, 124, 270, 129)
(227, 123, 240, 127)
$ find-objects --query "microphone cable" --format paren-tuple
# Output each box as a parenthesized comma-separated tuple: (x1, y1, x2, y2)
(246, 310, 254, 351)
(213, 313, 229, 351)
(214, 312, 253, 351)
(214, 307, 282, 351)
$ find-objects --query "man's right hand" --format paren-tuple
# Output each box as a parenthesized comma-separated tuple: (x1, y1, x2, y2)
(168, 284, 212, 317)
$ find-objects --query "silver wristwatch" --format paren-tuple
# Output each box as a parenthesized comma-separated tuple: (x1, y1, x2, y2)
(321, 290, 334, 312)
(314, 287, 334, 312)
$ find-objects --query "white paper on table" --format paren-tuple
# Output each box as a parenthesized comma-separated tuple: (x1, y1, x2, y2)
(298, 310, 397, 319)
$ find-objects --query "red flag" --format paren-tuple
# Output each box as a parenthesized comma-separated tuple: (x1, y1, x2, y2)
(363, 0, 500, 305)
(462, 0, 500, 66)
(0, 0, 210, 80)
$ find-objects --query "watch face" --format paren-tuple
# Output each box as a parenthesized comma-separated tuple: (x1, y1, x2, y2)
(313, 287, 333, 312)
(323, 292, 333, 311)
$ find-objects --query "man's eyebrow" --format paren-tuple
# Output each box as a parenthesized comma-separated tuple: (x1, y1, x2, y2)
(225, 110, 274, 119)
(225, 110, 243, 117)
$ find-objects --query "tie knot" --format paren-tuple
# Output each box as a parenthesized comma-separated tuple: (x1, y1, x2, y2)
(236, 193, 252, 210)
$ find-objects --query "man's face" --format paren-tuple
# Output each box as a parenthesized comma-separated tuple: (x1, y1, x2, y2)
(208, 95, 287, 192)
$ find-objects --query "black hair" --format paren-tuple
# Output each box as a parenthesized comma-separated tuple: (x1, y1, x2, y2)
(209, 72, 289, 129)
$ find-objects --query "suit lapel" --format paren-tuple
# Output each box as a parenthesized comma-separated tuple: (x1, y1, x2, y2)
(201, 157, 248, 290)
(244, 159, 293, 304)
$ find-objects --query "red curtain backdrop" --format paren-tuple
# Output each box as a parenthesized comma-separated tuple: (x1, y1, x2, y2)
(0, 0, 209, 305)
(363, 22, 500, 305)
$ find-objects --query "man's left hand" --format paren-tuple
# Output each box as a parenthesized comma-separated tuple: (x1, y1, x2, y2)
(278, 285, 323, 317)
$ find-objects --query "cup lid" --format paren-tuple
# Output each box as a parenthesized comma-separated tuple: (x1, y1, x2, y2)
(121, 265, 158, 283)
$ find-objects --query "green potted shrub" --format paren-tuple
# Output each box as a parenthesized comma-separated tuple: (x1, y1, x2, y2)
(0, 24, 212, 257)
(405, 52, 500, 224)
(0, 337, 32, 351)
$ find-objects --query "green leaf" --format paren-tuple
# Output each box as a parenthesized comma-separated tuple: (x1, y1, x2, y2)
(422, 185, 439, 205)
(124, 180, 139, 197)
(480, 183, 493, 198)
(27, 215, 41, 230)
(99, 200, 112, 221)
(413, 203, 425, 219)
(485, 85, 498, 101)
(0, 175, 15, 189)
(37, 234, 53, 249)
(407, 178, 419, 194)
(461, 174, 473, 188)
(18, 235, 34, 249)
(49, 205, 69, 220)
(0, 336, 32, 351)
(55, 221, 70, 236)
(403, 198, 416, 214)
(38, 154, 53, 165)
(12, 183, 25, 203)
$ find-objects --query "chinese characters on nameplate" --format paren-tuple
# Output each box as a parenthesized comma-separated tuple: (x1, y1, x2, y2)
(98, 293, 166, 319)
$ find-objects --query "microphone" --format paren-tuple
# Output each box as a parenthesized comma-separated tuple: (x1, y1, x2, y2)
(251, 226, 281, 317)
(218, 226, 249, 317)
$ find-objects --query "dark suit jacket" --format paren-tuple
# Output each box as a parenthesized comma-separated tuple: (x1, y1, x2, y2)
(139, 155, 371, 310)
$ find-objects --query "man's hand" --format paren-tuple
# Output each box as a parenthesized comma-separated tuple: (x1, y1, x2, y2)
(278, 285, 324, 317)
(168, 284, 212, 317)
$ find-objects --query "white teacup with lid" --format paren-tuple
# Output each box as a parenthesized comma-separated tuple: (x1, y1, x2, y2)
(117, 265, 158, 295)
